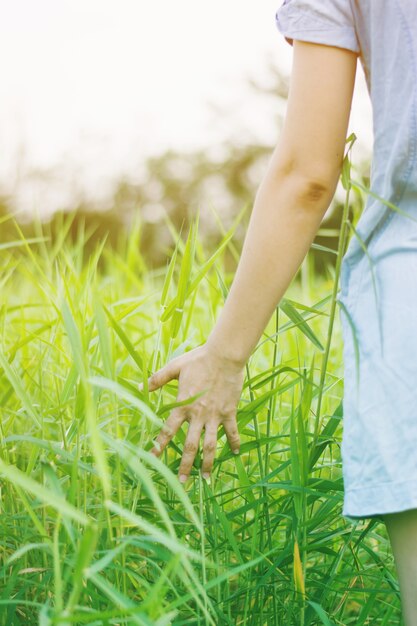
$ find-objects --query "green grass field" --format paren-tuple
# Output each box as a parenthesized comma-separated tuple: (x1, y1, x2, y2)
(0, 155, 403, 625)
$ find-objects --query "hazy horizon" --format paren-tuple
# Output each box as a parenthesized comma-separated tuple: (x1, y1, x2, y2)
(1, 0, 373, 217)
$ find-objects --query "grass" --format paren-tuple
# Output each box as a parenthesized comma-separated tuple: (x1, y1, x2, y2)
(0, 140, 404, 625)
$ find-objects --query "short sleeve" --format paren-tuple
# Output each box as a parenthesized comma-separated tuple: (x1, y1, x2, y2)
(275, 0, 360, 54)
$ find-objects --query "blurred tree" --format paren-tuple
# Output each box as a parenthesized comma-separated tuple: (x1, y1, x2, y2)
(0, 57, 371, 273)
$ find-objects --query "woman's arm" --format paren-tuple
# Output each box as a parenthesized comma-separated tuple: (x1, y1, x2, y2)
(144, 40, 359, 483)
(206, 39, 358, 366)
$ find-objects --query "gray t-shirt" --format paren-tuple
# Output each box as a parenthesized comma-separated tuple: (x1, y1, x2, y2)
(275, 0, 417, 269)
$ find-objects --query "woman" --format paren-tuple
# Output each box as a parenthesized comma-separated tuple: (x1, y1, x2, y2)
(139, 1, 417, 622)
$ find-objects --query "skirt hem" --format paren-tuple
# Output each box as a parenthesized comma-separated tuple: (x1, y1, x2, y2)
(343, 478, 417, 522)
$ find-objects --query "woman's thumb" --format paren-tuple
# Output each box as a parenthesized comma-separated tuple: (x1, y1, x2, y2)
(139, 358, 181, 392)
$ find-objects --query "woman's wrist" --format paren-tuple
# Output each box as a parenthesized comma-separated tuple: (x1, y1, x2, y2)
(205, 333, 248, 370)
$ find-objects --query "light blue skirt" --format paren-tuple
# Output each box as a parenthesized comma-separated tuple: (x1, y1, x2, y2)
(339, 193, 417, 522)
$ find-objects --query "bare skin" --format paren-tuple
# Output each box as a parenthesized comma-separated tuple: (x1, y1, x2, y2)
(139, 343, 246, 480)
(141, 40, 359, 481)
(383, 510, 417, 625)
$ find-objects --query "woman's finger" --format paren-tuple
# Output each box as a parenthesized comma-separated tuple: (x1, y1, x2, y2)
(222, 415, 240, 455)
(178, 419, 204, 483)
(139, 358, 182, 392)
(150, 409, 185, 457)
(201, 420, 219, 479)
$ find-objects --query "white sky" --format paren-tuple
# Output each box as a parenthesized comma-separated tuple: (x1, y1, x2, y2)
(0, 0, 373, 215)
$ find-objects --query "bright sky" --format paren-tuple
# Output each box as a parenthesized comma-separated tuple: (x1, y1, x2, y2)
(0, 0, 373, 215)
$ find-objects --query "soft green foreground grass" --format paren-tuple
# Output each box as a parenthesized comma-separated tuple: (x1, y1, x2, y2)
(0, 158, 403, 624)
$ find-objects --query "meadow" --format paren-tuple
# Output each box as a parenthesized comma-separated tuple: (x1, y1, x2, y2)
(0, 146, 403, 625)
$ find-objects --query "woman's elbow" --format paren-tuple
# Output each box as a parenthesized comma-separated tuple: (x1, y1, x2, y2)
(269, 164, 341, 207)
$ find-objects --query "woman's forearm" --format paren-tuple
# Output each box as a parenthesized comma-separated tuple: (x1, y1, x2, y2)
(206, 158, 338, 367)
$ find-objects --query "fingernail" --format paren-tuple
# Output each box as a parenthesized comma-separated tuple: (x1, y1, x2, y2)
(202, 472, 210, 481)
(233, 449, 240, 455)
(151, 442, 161, 454)
(179, 474, 187, 483)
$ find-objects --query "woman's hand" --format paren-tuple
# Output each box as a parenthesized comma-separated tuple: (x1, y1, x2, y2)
(139, 343, 246, 484)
